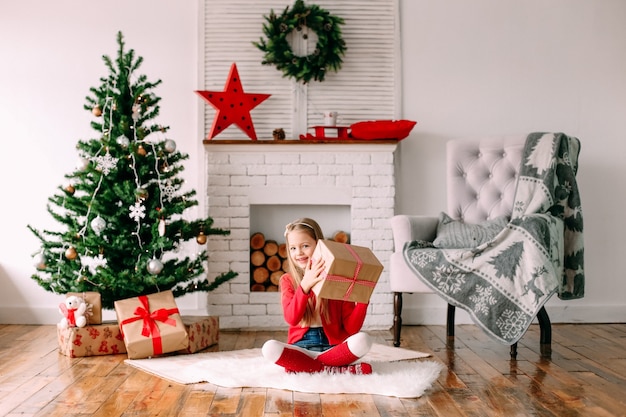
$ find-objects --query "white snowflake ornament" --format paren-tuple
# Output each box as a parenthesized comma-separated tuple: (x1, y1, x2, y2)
(92, 150, 119, 175)
(129, 201, 146, 222)
(162, 181, 176, 202)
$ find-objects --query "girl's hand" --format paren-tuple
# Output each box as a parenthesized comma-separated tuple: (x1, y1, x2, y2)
(300, 257, 325, 294)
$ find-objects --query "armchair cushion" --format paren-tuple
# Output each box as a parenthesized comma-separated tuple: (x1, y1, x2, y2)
(433, 212, 508, 249)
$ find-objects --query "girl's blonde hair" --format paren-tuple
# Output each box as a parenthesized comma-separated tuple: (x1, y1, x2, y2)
(283, 218, 329, 325)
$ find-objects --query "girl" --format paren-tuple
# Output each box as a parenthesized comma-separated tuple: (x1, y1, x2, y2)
(261, 218, 373, 374)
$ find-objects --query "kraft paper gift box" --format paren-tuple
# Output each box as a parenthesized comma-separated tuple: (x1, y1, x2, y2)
(57, 321, 126, 358)
(66, 292, 102, 325)
(311, 239, 384, 303)
(178, 316, 219, 354)
(114, 290, 188, 359)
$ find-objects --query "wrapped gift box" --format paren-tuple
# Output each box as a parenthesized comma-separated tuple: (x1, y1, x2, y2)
(178, 316, 219, 354)
(114, 290, 188, 359)
(66, 292, 102, 325)
(57, 321, 126, 358)
(312, 240, 383, 303)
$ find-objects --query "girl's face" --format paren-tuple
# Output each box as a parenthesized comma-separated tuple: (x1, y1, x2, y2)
(287, 230, 317, 268)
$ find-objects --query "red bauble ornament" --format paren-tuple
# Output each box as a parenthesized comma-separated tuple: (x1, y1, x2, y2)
(196, 63, 271, 141)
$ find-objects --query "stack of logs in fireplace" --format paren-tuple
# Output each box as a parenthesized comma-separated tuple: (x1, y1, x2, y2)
(249, 231, 349, 291)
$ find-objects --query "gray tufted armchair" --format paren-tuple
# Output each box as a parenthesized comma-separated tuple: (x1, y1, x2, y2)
(390, 135, 552, 357)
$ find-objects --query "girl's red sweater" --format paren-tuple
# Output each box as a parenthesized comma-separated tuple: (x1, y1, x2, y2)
(280, 274, 368, 345)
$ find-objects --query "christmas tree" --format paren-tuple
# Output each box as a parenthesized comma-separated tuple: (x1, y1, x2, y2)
(28, 32, 237, 309)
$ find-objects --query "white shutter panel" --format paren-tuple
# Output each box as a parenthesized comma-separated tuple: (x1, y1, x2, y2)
(201, 0, 399, 140)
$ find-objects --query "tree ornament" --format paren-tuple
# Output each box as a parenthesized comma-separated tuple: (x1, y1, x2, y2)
(92, 105, 102, 117)
(92, 150, 119, 175)
(116, 134, 130, 149)
(129, 201, 146, 222)
(136, 144, 147, 156)
(90, 253, 108, 273)
(158, 218, 166, 237)
(162, 181, 176, 201)
(164, 139, 177, 153)
(147, 258, 164, 275)
(76, 157, 90, 171)
(33, 252, 46, 270)
(90, 215, 106, 235)
(254, 0, 346, 83)
(65, 246, 78, 260)
(196, 231, 207, 245)
(64, 183, 76, 195)
(195, 63, 270, 141)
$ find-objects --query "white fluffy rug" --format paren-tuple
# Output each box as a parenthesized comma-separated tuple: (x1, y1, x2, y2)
(125, 343, 444, 398)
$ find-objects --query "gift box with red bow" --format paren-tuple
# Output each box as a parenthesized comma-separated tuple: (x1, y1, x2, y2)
(114, 290, 188, 359)
(311, 240, 383, 303)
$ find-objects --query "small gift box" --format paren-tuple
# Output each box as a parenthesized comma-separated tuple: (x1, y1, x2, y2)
(114, 290, 188, 359)
(178, 316, 219, 354)
(311, 240, 383, 303)
(57, 321, 126, 358)
(66, 292, 102, 325)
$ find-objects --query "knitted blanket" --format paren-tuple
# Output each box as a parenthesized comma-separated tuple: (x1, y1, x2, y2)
(403, 132, 584, 345)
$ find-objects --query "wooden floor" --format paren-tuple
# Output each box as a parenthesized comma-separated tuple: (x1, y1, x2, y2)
(0, 323, 625, 417)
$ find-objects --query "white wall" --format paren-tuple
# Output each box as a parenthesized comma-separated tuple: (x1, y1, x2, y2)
(0, 0, 202, 323)
(398, 0, 626, 324)
(1, 0, 624, 325)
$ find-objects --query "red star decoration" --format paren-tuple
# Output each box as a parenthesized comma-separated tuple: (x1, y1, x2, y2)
(196, 63, 271, 140)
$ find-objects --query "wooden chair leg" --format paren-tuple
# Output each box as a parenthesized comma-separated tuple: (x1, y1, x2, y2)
(446, 303, 456, 339)
(510, 342, 518, 359)
(393, 292, 403, 347)
(537, 306, 552, 357)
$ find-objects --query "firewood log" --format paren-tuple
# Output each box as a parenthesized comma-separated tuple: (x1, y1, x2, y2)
(278, 243, 287, 259)
(250, 232, 265, 250)
(333, 231, 349, 243)
(270, 270, 283, 286)
(252, 266, 269, 284)
(266, 255, 281, 272)
(263, 240, 279, 256)
(250, 250, 265, 267)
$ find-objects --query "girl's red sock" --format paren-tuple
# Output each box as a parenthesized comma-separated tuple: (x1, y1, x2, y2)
(316, 340, 359, 366)
(274, 346, 324, 373)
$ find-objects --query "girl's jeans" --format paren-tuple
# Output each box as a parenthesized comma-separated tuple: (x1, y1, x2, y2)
(292, 327, 332, 352)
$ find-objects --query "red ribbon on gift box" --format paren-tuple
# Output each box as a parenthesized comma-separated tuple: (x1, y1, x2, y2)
(120, 295, 179, 355)
(323, 244, 376, 301)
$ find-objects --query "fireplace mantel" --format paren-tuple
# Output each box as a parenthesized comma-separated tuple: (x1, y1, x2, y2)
(203, 139, 398, 152)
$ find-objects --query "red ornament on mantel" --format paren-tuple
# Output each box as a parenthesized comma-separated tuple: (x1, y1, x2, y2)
(196, 63, 271, 140)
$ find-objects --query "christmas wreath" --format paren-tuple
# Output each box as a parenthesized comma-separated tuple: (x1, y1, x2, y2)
(253, 0, 346, 83)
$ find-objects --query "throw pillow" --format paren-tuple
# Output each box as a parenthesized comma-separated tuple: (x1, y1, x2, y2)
(433, 212, 508, 248)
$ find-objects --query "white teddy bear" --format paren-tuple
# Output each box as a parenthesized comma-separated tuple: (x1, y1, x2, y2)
(58, 295, 88, 329)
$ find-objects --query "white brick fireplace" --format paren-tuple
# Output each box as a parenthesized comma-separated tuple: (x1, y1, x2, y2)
(203, 141, 398, 330)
